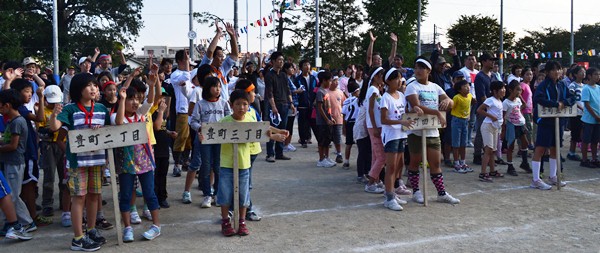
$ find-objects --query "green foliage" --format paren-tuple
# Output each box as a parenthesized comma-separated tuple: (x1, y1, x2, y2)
(447, 14, 515, 52)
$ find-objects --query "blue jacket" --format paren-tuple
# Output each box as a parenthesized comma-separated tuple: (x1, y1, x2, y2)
(533, 77, 576, 127)
(294, 72, 317, 108)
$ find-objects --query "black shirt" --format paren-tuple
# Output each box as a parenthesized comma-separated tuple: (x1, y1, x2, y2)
(265, 68, 291, 104)
(152, 111, 171, 158)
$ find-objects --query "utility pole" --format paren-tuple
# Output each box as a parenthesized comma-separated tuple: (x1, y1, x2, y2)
(433, 24, 436, 45)
(570, 0, 574, 64)
(417, 0, 422, 56)
(188, 0, 194, 61)
(52, 0, 59, 75)
(246, 0, 249, 53)
(315, 0, 321, 67)
(499, 0, 504, 74)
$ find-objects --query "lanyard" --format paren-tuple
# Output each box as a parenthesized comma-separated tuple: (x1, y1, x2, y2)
(211, 66, 227, 85)
(125, 113, 139, 123)
(76, 102, 95, 127)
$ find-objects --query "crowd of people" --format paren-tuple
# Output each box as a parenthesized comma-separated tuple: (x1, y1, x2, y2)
(0, 22, 598, 251)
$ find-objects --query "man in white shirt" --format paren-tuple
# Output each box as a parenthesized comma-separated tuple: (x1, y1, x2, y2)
(170, 49, 194, 177)
(200, 20, 239, 102)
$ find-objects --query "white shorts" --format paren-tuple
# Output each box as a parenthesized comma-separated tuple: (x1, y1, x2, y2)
(481, 122, 499, 151)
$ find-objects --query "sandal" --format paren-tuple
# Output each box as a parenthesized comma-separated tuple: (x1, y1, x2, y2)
(489, 171, 504, 178)
(479, 173, 493, 182)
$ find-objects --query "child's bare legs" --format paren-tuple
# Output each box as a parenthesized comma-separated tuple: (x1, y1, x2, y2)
(591, 142, 598, 160)
(344, 144, 352, 162)
(582, 143, 589, 161)
(460, 147, 466, 161)
(71, 196, 85, 237)
(0, 195, 18, 224)
(334, 143, 341, 155)
(481, 146, 495, 174)
(184, 171, 197, 192)
(121, 211, 131, 228)
(507, 143, 515, 163)
(384, 153, 398, 193)
(86, 193, 99, 229)
(318, 146, 326, 161)
(20, 182, 36, 220)
(452, 147, 460, 163)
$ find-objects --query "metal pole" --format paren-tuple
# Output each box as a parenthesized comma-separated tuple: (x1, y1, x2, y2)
(52, 0, 59, 75)
(433, 24, 436, 45)
(272, 1, 276, 49)
(499, 0, 504, 74)
(246, 0, 249, 53)
(189, 0, 194, 61)
(417, 0, 421, 56)
(570, 0, 574, 64)
(260, 0, 263, 55)
(315, 0, 320, 67)
(234, 0, 239, 53)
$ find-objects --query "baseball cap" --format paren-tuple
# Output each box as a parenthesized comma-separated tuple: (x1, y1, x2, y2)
(452, 71, 465, 79)
(78, 57, 92, 65)
(43, 85, 63, 104)
(68, 65, 75, 69)
(23, 57, 38, 66)
(479, 53, 499, 62)
(437, 57, 447, 65)
(161, 87, 170, 96)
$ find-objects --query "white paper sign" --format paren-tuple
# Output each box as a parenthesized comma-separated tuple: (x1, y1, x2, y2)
(68, 122, 148, 153)
(537, 105, 577, 118)
(200, 122, 270, 144)
(401, 113, 445, 131)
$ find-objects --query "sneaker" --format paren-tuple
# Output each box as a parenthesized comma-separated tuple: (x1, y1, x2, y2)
(530, 179, 552, 190)
(35, 215, 53, 226)
(275, 155, 292, 160)
(335, 154, 343, 163)
(466, 142, 474, 147)
(71, 235, 101, 251)
(62, 212, 72, 227)
(453, 165, 467, 174)
(287, 144, 297, 152)
(42, 207, 54, 217)
(246, 211, 262, 221)
(123, 226, 134, 243)
(23, 222, 37, 233)
(506, 165, 518, 176)
(383, 199, 403, 211)
(437, 193, 460, 204)
(130, 211, 142, 224)
(567, 153, 582, 161)
(87, 228, 106, 245)
(412, 190, 424, 204)
(95, 218, 114, 230)
(317, 159, 335, 168)
(394, 185, 412, 195)
(238, 222, 250, 236)
(5, 226, 33, 241)
(356, 176, 369, 184)
(201, 196, 212, 208)
(221, 219, 236, 237)
(172, 165, 182, 177)
(301, 143, 308, 148)
(159, 200, 170, 208)
(364, 183, 384, 194)
(479, 173, 493, 182)
(376, 181, 384, 189)
(182, 191, 192, 204)
(142, 209, 153, 221)
(462, 164, 474, 173)
(394, 195, 408, 205)
(495, 158, 508, 165)
(520, 162, 533, 173)
(489, 171, 504, 178)
(265, 156, 276, 163)
(528, 144, 535, 150)
(548, 176, 567, 187)
(325, 157, 336, 165)
(142, 225, 161, 240)
(342, 162, 350, 169)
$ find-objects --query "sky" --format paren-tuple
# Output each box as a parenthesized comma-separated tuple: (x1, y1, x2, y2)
(132, 0, 600, 55)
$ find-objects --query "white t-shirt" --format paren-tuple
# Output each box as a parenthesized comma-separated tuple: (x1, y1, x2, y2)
(483, 96, 503, 128)
(405, 81, 446, 137)
(189, 86, 203, 106)
(507, 74, 522, 85)
(110, 101, 153, 125)
(365, 85, 382, 128)
(380, 91, 408, 145)
(502, 98, 525, 126)
(568, 81, 584, 115)
(459, 67, 478, 98)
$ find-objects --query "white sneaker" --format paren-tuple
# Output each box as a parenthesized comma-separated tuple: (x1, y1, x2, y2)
(394, 195, 408, 205)
(365, 183, 384, 194)
(383, 199, 403, 211)
(413, 190, 424, 204)
(376, 181, 384, 189)
(530, 179, 552, 190)
(130, 211, 142, 224)
(325, 157, 336, 166)
(287, 144, 297, 152)
(317, 159, 335, 168)
(437, 193, 460, 204)
(142, 209, 152, 221)
(201, 196, 212, 208)
(548, 176, 566, 187)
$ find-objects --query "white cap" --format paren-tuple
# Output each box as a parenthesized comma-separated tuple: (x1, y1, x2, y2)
(43, 85, 64, 104)
(78, 57, 91, 65)
(23, 57, 38, 66)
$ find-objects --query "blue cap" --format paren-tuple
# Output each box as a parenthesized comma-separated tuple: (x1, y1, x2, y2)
(452, 71, 465, 79)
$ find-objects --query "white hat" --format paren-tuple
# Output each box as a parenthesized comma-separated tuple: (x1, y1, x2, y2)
(43, 85, 63, 104)
(22, 57, 38, 66)
(78, 57, 91, 65)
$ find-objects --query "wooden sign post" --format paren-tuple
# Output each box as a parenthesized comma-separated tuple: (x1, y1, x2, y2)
(68, 122, 149, 245)
(401, 113, 444, 207)
(537, 105, 577, 190)
(200, 121, 270, 230)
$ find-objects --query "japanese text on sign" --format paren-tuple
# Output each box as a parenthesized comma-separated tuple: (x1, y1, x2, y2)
(537, 105, 577, 118)
(200, 122, 270, 144)
(400, 113, 444, 131)
(68, 122, 149, 153)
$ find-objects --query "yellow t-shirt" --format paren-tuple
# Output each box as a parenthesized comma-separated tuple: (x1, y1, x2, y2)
(451, 93, 472, 119)
(146, 103, 159, 145)
(37, 107, 59, 142)
(219, 115, 252, 169)
(246, 107, 262, 155)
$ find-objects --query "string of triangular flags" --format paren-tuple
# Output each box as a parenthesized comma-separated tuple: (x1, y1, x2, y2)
(239, 0, 312, 34)
(453, 49, 600, 60)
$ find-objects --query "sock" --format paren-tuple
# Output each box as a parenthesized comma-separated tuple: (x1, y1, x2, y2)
(520, 149, 529, 164)
(74, 235, 84, 240)
(97, 211, 104, 220)
(454, 160, 460, 166)
(398, 178, 406, 187)
(507, 161, 513, 165)
(460, 160, 465, 165)
(385, 191, 395, 201)
(143, 204, 149, 212)
(549, 158, 557, 178)
(344, 159, 349, 163)
(430, 173, 447, 196)
(532, 161, 541, 181)
(130, 205, 137, 213)
(408, 170, 420, 193)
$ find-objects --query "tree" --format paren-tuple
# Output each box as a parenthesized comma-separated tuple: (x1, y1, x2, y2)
(0, 0, 144, 68)
(362, 0, 427, 65)
(446, 15, 515, 52)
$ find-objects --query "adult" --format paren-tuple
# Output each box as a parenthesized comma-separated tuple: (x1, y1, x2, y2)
(472, 53, 500, 165)
(200, 20, 239, 103)
(507, 64, 523, 84)
(60, 66, 75, 103)
(338, 65, 354, 97)
(430, 43, 461, 91)
(78, 57, 92, 74)
(92, 47, 127, 83)
(459, 54, 479, 147)
(170, 50, 195, 177)
(264, 51, 294, 162)
(296, 59, 318, 148)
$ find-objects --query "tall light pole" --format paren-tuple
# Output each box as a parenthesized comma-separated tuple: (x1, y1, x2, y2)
(417, 0, 421, 56)
(52, 0, 59, 75)
(188, 0, 194, 61)
(570, 0, 574, 64)
(246, 0, 249, 53)
(499, 0, 504, 74)
(315, 0, 321, 67)
(234, 0, 240, 53)
(260, 0, 263, 55)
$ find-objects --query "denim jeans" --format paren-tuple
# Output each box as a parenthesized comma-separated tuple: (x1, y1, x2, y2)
(119, 171, 159, 212)
(216, 168, 250, 207)
(266, 102, 289, 157)
(190, 139, 221, 196)
(451, 117, 469, 148)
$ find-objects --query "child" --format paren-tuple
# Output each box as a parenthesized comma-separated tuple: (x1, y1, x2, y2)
(315, 71, 336, 168)
(49, 73, 109, 251)
(450, 80, 473, 173)
(476, 81, 505, 182)
(519, 67, 534, 169)
(188, 77, 231, 207)
(361, 67, 385, 193)
(580, 67, 600, 168)
(0, 171, 33, 241)
(328, 77, 346, 163)
(502, 80, 529, 176)
(379, 68, 414, 211)
(152, 88, 176, 208)
(530, 61, 574, 190)
(0, 89, 34, 236)
(341, 80, 360, 169)
(405, 58, 460, 204)
(567, 66, 585, 162)
(112, 86, 161, 242)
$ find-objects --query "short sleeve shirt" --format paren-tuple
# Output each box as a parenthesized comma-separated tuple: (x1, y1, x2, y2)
(379, 92, 408, 145)
(502, 98, 525, 126)
(483, 97, 504, 127)
(581, 84, 600, 124)
(219, 115, 251, 169)
(0, 116, 27, 165)
(451, 93, 472, 119)
(404, 81, 446, 137)
(17, 106, 38, 161)
(315, 88, 331, 125)
(365, 86, 382, 128)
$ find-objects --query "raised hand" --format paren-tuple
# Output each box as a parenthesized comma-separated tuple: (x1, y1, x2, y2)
(369, 31, 377, 42)
(215, 19, 223, 37)
(36, 86, 44, 98)
(225, 22, 235, 36)
(95, 47, 101, 55)
(132, 66, 143, 77)
(158, 100, 167, 112)
(390, 33, 397, 43)
(52, 103, 63, 116)
(119, 87, 127, 99)
(449, 46, 457, 56)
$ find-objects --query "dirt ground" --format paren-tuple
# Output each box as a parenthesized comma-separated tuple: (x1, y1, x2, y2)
(2, 129, 600, 253)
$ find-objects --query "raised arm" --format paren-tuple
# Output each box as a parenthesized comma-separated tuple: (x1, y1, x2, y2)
(206, 19, 223, 60)
(225, 22, 239, 61)
(366, 31, 377, 67)
(388, 33, 397, 63)
(115, 88, 127, 125)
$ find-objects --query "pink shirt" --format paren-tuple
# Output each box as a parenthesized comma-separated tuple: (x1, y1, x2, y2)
(520, 82, 533, 114)
(328, 89, 345, 124)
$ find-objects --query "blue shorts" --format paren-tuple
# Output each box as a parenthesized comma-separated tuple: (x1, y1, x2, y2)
(0, 171, 11, 199)
(451, 117, 468, 147)
(217, 168, 250, 207)
(535, 125, 563, 148)
(384, 139, 406, 153)
(582, 123, 600, 143)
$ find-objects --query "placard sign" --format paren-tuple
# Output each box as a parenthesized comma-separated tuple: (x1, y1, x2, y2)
(400, 113, 445, 131)
(537, 105, 578, 118)
(68, 122, 148, 153)
(200, 121, 270, 144)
